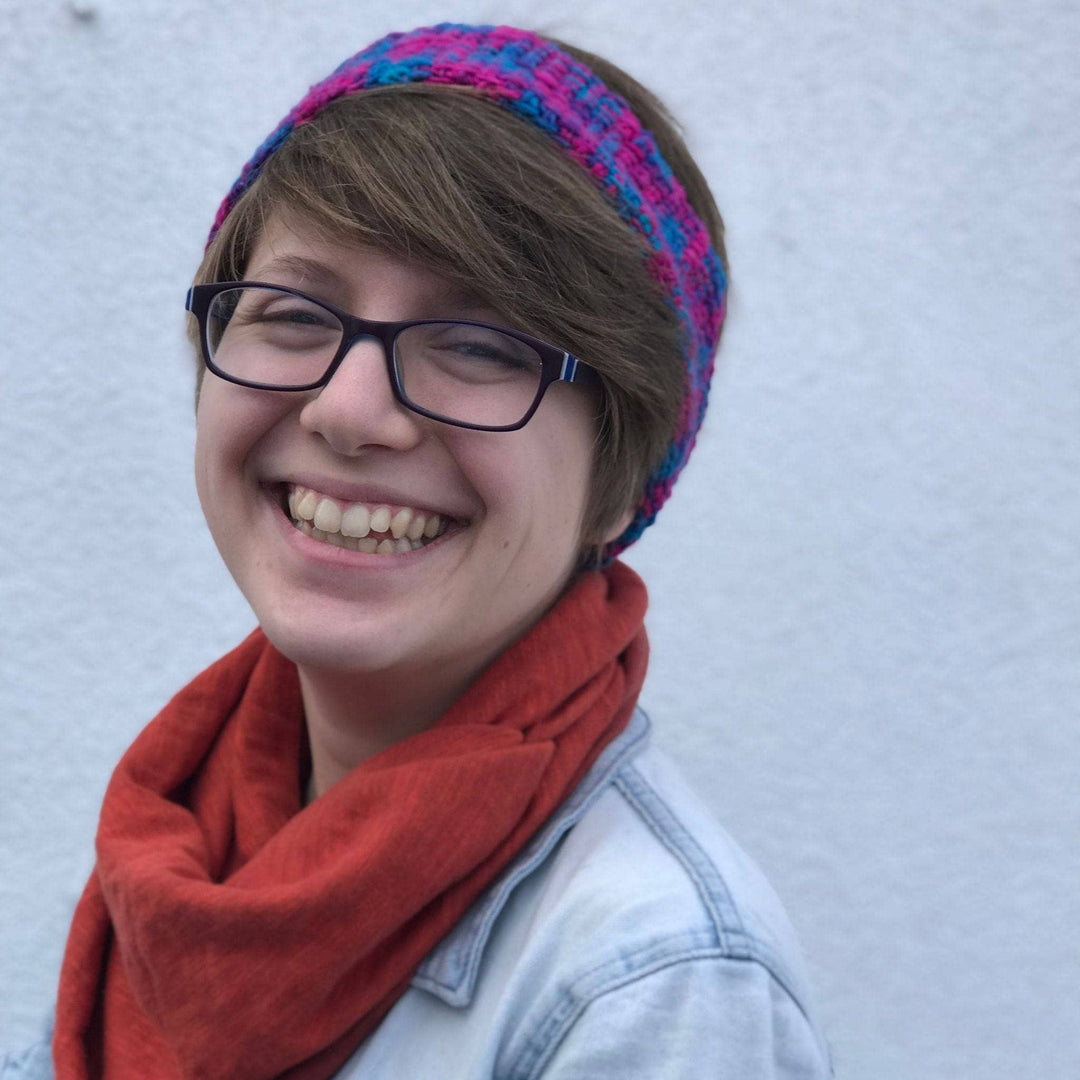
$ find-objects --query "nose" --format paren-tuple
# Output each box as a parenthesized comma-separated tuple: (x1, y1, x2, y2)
(298, 336, 423, 456)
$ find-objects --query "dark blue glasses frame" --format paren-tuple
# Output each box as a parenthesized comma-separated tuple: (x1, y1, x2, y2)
(185, 281, 600, 432)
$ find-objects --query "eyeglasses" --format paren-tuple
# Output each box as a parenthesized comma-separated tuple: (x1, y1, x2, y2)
(185, 282, 599, 432)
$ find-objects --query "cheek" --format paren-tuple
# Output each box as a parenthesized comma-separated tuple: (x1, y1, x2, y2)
(469, 404, 597, 551)
(193, 398, 219, 510)
(193, 383, 283, 517)
(193, 399, 236, 545)
(196, 381, 284, 463)
(194, 386, 237, 506)
(534, 397, 600, 527)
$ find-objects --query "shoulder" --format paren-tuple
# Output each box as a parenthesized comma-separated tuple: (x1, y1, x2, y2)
(590, 744, 821, 1005)
(491, 743, 833, 1078)
(344, 716, 833, 1079)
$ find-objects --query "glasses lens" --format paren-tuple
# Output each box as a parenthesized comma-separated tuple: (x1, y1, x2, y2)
(394, 323, 544, 427)
(205, 287, 343, 388)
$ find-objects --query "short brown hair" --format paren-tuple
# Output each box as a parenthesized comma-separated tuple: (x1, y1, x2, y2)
(190, 41, 726, 556)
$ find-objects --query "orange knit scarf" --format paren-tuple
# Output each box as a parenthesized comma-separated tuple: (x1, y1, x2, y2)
(53, 563, 648, 1080)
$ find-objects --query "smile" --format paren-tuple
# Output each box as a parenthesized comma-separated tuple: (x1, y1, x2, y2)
(286, 484, 450, 554)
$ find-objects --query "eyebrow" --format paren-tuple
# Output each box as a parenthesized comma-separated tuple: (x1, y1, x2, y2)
(246, 254, 497, 319)
(433, 285, 496, 319)
(246, 254, 345, 290)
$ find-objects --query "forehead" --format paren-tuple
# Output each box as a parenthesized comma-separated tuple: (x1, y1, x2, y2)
(244, 213, 492, 316)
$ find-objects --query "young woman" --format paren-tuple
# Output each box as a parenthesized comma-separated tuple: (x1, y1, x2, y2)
(7, 23, 831, 1080)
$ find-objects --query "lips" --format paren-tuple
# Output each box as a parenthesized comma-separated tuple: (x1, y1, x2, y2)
(285, 484, 451, 554)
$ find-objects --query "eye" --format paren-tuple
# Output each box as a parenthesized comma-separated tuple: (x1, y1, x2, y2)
(206, 287, 344, 378)
(235, 291, 338, 331)
(405, 323, 542, 377)
(393, 321, 545, 427)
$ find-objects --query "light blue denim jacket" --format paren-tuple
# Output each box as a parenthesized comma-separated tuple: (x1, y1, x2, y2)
(3, 710, 832, 1079)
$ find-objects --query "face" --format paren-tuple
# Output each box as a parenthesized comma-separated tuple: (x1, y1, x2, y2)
(195, 214, 619, 691)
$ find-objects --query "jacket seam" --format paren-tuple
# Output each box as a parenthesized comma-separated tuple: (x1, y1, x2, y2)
(505, 949, 796, 1080)
(613, 761, 750, 956)
(614, 762, 831, 1069)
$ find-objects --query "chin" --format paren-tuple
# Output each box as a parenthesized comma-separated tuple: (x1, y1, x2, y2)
(260, 621, 385, 676)
(251, 601, 449, 681)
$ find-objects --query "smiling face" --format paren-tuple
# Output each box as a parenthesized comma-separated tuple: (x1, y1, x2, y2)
(195, 215, 616, 692)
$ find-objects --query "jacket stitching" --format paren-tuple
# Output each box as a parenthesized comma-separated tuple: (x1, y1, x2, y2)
(614, 762, 832, 1071)
(506, 948, 783, 1080)
(613, 761, 751, 957)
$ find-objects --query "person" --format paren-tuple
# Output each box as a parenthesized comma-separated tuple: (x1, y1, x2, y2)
(4, 22, 832, 1080)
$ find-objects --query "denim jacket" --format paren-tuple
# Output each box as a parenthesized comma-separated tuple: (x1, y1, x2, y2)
(3, 710, 832, 1079)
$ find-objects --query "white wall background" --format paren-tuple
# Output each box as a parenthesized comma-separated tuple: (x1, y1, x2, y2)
(2, 1, 1077, 1076)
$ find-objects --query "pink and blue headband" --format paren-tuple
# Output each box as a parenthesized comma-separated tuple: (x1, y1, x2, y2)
(208, 23, 727, 556)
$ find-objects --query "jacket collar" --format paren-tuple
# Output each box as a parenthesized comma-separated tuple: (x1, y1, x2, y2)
(410, 709, 650, 1007)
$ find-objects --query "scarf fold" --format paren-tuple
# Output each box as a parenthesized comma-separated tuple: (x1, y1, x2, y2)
(53, 562, 649, 1080)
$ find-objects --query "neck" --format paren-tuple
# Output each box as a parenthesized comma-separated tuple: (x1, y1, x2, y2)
(295, 571, 596, 802)
(298, 661, 477, 802)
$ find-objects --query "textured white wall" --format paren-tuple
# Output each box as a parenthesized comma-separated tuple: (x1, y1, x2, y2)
(2, 1, 1077, 1076)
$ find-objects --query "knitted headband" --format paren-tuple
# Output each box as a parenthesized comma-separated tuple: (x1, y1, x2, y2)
(208, 23, 727, 557)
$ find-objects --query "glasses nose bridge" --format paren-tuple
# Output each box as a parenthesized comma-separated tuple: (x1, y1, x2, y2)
(326, 314, 399, 387)
(341, 313, 398, 360)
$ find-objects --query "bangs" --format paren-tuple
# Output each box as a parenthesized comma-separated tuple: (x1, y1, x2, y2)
(215, 87, 660, 358)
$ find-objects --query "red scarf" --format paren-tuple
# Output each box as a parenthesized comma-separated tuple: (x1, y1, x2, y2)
(53, 562, 648, 1080)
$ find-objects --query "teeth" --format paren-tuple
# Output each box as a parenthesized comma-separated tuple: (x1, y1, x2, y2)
(287, 486, 450, 555)
(313, 498, 342, 534)
(390, 508, 413, 539)
(341, 504, 371, 538)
